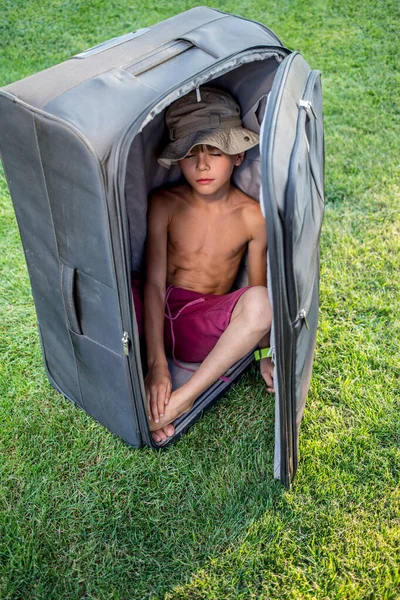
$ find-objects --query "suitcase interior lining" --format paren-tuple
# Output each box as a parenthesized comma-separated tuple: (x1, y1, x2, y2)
(124, 54, 280, 432)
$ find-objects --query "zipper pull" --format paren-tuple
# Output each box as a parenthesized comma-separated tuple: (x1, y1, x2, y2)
(298, 309, 309, 330)
(122, 331, 130, 356)
(299, 99, 318, 119)
(196, 86, 201, 102)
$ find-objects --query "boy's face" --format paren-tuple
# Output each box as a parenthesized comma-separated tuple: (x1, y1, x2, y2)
(178, 145, 244, 196)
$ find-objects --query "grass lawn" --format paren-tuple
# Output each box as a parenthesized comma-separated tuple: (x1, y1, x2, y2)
(1, 0, 399, 598)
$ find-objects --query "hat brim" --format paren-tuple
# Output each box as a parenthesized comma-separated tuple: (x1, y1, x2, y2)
(158, 127, 259, 169)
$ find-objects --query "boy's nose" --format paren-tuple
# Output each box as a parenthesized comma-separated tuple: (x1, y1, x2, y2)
(196, 153, 210, 170)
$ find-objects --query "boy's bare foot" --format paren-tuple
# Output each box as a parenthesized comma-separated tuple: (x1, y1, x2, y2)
(151, 423, 175, 443)
(149, 386, 196, 440)
(260, 357, 275, 393)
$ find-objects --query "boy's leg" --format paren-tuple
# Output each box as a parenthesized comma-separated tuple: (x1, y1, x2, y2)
(150, 285, 271, 441)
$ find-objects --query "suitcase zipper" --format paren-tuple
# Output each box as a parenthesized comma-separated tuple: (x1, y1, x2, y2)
(294, 308, 309, 330)
(293, 265, 317, 331)
(299, 98, 318, 120)
(122, 331, 130, 356)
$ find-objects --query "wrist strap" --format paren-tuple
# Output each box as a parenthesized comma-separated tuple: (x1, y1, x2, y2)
(254, 347, 272, 361)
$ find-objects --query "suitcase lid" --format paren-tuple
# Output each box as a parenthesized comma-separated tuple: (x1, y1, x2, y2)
(260, 52, 324, 486)
(1, 7, 284, 113)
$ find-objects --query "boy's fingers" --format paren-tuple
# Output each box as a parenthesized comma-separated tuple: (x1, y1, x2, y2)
(149, 376, 171, 422)
(158, 388, 166, 418)
(164, 381, 172, 404)
(150, 390, 159, 423)
(260, 364, 275, 393)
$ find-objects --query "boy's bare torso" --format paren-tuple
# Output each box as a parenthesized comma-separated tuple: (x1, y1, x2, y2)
(144, 171, 273, 442)
(158, 183, 263, 295)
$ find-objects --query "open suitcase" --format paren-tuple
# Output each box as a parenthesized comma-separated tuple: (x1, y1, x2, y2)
(0, 7, 324, 487)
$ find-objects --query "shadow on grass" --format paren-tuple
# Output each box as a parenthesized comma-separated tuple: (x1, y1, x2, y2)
(1, 365, 284, 600)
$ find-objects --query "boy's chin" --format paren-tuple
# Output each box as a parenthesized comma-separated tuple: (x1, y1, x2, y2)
(190, 180, 229, 195)
(193, 183, 217, 193)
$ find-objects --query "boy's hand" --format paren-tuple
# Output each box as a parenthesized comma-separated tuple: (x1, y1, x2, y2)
(145, 364, 172, 424)
(260, 357, 274, 393)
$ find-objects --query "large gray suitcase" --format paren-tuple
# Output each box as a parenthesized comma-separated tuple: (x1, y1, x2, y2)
(0, 7, 324, 486)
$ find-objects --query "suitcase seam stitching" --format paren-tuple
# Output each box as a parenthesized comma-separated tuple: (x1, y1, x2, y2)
(68, 329, 125, 358)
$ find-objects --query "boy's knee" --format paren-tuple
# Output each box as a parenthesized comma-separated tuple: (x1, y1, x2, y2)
(239, 286, 272, 333)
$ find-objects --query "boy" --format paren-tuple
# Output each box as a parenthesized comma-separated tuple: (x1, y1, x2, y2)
(134, 87, 274, 443)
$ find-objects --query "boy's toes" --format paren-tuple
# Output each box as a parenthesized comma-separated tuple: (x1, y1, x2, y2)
(163, 423, 175, 437)
(151, 424, 175, 443)
(151, 429, 166, 443)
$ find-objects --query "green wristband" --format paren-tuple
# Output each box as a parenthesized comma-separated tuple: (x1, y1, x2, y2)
(254, 347, 273, 361)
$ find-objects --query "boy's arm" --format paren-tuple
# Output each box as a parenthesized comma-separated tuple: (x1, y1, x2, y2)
(144, 192, 172, 424)
(246, 205, 275, 393)
(246, 203, 267, 288)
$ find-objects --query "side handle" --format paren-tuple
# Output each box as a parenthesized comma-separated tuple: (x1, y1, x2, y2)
(61, 263, 82, 335)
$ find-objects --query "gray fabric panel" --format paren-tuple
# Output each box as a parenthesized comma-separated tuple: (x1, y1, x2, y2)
(262, 55, 324, 483)
(125, 40, 192, 75)
(260, 53, 310, 484)
(138, 47, 214, 90)
(267, 255, 281, 480)
(70, 332, 140, 446)
(274, 388, 281, 479)
(308, 77, 324, 200)
(45, 69, 160, 161)
(214, 57, 279, 117)
(295, 280, 319, 434)
(75, 268, 123, 355)
(215, 58, 280, 203)
(0, 97, 82, 405)
(271, 55, 310, 214)
(180, 16, 280, 59)
(125, 135, 149, 273)
(287, 71, 324, 449)
(291, 124, 324, 313)
(34, 115, 115, 288)
(125, 111, 183, 271)
(168, 357, 200, 390)
(1, 7, 228, 109)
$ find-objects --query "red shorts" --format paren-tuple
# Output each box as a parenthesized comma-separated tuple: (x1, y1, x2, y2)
(131, 278, 250, 363)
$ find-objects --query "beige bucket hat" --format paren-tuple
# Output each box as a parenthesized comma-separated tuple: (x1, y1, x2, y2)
(158, 87, 259, 168)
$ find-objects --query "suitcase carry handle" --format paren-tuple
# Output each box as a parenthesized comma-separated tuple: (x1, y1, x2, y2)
(61, 263, 82, 335)
(125, 40, 194, 76)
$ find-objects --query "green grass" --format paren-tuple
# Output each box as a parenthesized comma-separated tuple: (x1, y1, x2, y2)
(1, 0, 399, 598)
